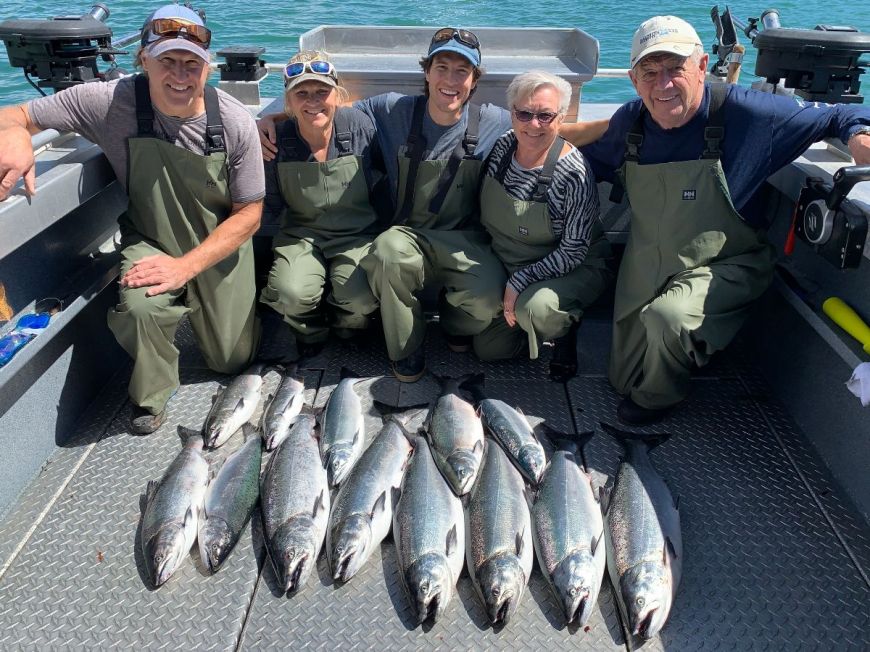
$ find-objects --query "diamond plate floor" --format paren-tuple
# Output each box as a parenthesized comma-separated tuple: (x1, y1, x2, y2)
(0, 317, 867, 651)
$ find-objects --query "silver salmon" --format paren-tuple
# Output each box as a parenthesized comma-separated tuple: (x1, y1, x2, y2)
(203, 363, 263, 448)
(393, 435, 465, 624)
(466, 440, 533, 625)
(261, 367, 304, 452)
(426, 374, 485, 496)
(532, 437, 606, 626)
(198, 426, 262, 573)
(141, 431, 209, 587)
(260, 413, 330, 593)
(477, 398, 546, 486)
(327, 412, 418, 583)
(319, 368, 364, 487)
(602, 423, 682, 640)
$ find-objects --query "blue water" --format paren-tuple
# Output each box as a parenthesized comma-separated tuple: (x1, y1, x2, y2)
(1, 1, 868, 105)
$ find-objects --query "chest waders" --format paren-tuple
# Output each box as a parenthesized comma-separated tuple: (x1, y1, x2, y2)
(609, 85, 776, 409)
(360, 96, 505, 361)
(475, 137, 612, 360)
(107, 75, 259, 414)
(260, 113, 379, 342)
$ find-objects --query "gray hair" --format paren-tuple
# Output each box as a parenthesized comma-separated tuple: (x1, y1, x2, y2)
(506, 71, 572, 114)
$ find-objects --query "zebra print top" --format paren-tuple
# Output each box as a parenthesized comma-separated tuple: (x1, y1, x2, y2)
(484, 130, 601, 294)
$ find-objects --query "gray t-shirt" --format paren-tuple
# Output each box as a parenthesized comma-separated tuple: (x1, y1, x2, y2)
(354, 92, 512, 197)
(28, 76, 265, 204)
(263, 106, 379, 222)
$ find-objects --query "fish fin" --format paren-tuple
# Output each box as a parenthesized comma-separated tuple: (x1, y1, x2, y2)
(391, 485, 402, 508)
(459, 372, 485, 390)
(445, 524, 458, 557)
(339, 366, 361, 380)
(145, 480, 159, 505)
(472, 438, 484, 455)
(177, 425, 204, 449)
(372, 399, 429, 419)
(372, 491, 387, 518)
(544, 424, 594, 454)
(183, 504, 196, 529)
(674, 494, 681, 511)
(515, 405, 526, 416)
(591, 530, 603, 555)
(664, 537, 678, 566)
(241, 423, 257, 442)
(211, 387, 224, 405)
(313, 489, 326, 519)
(599, 421, 672, 452)
(598, 485, 611, 514)
(515, 528, 526, 557)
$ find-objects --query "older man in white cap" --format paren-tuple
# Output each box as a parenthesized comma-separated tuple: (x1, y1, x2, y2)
(564, 15, 870, 425)
(0, 4, 266, 434)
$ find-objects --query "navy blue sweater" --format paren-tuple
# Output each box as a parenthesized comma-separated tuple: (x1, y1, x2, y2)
(581, 83, 870, 227)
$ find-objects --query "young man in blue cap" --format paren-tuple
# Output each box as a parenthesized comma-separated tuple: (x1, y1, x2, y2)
(0, 4, 266, 433)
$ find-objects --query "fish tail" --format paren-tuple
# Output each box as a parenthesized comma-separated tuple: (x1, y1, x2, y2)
(339, 366, 362, 380)
(177, 425, 204, 449)
(542, 424, 594, 453)
(599, 421, 672, 451)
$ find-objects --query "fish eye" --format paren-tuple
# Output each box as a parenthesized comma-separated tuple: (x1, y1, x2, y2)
(637, 596, 645, 606)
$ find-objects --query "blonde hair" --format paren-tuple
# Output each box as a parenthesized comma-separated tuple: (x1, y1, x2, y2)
(283, 50, 349, 117)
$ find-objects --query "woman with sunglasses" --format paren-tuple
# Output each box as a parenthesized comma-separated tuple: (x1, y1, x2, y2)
(0, 4, 265, 434)
(259, 51, 383, 356)
(472, 71, 613, 381)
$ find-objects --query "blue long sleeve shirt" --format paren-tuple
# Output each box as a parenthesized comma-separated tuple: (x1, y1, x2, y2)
(580, 83, 870, 227)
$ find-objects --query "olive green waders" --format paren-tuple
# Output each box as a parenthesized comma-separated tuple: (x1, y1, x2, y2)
(474, 137, 611, 360)
(260, 118, 379, 344)
(610, 90, 775, 409)
(107, 76, 259, 414)
(361, 97, 505, 361)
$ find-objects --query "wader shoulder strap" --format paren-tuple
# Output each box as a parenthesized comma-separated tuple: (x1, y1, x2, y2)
(702, 84, 727, 159)
(493, 138, 518, 184)
(532, 136, 564, 203)
(395, 95, 429, 225)
(203, 85, 226, 155)
(427, 102, 481, 215)
(610, 106, 647, 203)
(333, 109, 354, 157)
(134, 74, 155, 137)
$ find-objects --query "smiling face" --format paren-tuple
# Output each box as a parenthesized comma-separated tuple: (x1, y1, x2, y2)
(512, 85, 564, 155)
(285, 80, 338, 132)
(424, 51, 476, 125)
(629, 51, 708, 130)
(141, 48, 209, 118)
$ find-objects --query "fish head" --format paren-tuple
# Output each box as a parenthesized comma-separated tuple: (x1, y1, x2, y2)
(405, 552, 453, 624)
(620, 561, 672, 639)
(552, 549, 599, 626)
(204, 417, 228, 448)
(198, 517, 235, 574)
(518, 444, 546, 484)
(268, 518, 318, 594)
(326, 446, 355, 486)
(445, 450, 480, 495)
(477, 553, 526, 625)
(144, 523, 188, 587)
(330, 514, 372, 582)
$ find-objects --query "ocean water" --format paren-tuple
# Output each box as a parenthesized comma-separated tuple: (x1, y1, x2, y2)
(0, 1, 868, 106)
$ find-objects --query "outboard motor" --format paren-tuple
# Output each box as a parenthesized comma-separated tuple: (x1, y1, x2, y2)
(740, 7, 870, 103)
(0, 4, 126, 94)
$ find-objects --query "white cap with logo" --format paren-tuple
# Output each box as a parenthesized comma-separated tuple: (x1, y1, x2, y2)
(630, 15, 703, 68)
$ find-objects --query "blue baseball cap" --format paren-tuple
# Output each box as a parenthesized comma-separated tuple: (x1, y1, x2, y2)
(427, 28, 482, 68)
(141, 4, 210, 62)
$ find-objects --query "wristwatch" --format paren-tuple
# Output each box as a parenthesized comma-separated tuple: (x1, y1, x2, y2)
(848, 126, 870, 142)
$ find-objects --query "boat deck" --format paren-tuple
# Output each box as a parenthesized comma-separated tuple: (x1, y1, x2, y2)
(0, 312, 868, 651)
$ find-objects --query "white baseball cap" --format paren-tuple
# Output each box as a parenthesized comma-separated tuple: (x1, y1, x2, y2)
(141, 4, 210, 62)
(630, 16, 703, 68)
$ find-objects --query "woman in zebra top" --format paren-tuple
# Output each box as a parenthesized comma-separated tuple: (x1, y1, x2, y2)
(473, 70, 613, 380)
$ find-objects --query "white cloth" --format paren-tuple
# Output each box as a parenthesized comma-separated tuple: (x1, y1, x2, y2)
(846, 362, 870, 407)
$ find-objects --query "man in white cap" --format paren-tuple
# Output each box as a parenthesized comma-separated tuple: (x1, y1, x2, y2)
(0, 4, 266, 434)
(564, 15, 870, 425)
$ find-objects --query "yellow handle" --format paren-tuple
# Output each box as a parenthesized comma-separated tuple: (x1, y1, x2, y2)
(823, 297, 870, 355)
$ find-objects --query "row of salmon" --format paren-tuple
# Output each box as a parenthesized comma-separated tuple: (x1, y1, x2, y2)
(139, 369, 681, 639)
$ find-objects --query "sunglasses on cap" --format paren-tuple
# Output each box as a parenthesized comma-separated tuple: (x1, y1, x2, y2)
(284, 60, 337, 84)
(430, 27, 481, 51)
(145, 17, 211, 48)
(513, 108, 560, 124)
